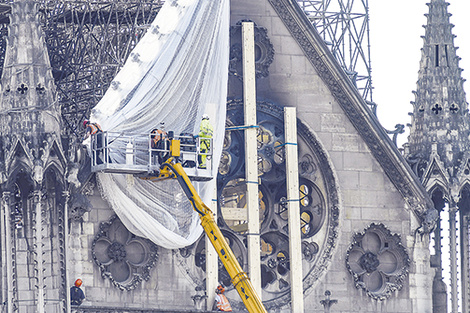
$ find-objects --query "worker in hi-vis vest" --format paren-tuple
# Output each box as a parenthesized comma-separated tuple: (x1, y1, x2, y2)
(213, 285, 232, 311)
(195, 114, 213, 169)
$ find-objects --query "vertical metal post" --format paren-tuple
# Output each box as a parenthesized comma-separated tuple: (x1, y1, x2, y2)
(2, 192, 13, 313)
(34, 190, 45, 313)
(206, 185, 219, 310)
(449, 205, 459, 313)
(284, 107, 304, 313)
(242, 21, 262, 296)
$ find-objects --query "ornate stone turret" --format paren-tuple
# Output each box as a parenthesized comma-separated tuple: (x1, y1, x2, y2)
(0, 0, 64, 181)
(407, 0, 468, 176)
(0, 2, 68, 313)
(0, 3, 60, 136)
(405, 1, 469, 312)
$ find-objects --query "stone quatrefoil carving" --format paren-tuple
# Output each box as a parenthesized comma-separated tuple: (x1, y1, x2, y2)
(92, 216, 158, 291)
(345, 223, 410, 300)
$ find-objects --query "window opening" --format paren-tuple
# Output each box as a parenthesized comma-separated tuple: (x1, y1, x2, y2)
(435, 45, 439, 67)
(445, 45, 449, 66)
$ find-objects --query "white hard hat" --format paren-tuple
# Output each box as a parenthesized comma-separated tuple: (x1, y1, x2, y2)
(202, 114, 209, 120)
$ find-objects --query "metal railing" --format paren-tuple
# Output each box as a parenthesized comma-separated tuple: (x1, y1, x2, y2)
(72, 307, 212, 313)
(90, 131, 213, 180)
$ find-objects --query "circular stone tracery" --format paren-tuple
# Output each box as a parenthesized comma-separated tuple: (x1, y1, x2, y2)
(177, 99, 340, 310)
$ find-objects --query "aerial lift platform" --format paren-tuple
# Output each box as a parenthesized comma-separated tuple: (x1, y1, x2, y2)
(89, 131, 268, 313)
(90, 131, 213, 180)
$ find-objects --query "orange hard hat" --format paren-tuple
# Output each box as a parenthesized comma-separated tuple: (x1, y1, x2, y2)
(75, 279, 82, 287)
(217, 285, 225, 293)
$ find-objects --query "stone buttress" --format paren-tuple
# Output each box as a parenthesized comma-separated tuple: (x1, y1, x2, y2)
(0, 1, 67, 313)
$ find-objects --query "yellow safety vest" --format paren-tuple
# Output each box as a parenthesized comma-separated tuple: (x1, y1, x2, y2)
(198, 119, 213, 138)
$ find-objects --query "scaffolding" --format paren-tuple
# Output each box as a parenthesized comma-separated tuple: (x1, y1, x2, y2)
(0, 0, 164, 137)
(0, 0, 375, 134)
(297, 0, 374, 109)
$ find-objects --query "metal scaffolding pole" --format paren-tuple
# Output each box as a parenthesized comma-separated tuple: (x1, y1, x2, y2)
(296, 0, 373, 107)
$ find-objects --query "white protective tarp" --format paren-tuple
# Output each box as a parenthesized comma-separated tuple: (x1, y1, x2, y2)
(90, 0, 229, 249)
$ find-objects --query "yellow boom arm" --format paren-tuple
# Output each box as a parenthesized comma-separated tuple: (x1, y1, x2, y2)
(155, 140, 267, 313)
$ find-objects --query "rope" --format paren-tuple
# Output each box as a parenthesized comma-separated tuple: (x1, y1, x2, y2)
(276, 142, 298, 148)
(225, 125, 259, 131)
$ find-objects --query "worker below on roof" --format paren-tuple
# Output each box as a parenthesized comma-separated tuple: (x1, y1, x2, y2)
(213, 285, 232, 311)
(83, 119, 104, 164)
(70, 278, 85, 306)
(195, 114, 213, 169)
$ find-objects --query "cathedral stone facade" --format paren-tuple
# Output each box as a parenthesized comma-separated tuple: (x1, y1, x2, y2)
(0, 0, 466, 313)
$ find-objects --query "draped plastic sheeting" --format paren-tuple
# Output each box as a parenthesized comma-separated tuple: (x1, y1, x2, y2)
(90, 0, 229, 249)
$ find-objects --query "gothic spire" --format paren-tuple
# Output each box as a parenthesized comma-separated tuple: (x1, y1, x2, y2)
(407, 0, 468, 176)
(0, 1, 60, 136)
(0, 1, 66, 188)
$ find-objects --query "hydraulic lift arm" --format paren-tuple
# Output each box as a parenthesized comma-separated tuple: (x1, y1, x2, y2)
(156, 139, 267, 313)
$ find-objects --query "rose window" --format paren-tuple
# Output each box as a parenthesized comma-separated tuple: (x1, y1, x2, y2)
(346, 223, 410, 300)
(276, 179, 325, 238)
(193, 230, 246, 288)
(220, 177, 268, 234)
(92, 216, 158, 291)
(177, 100, 340, 310)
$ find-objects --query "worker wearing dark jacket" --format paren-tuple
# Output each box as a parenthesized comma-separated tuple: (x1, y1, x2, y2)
(150, 124, 169, 165)
(70, 278, 85, 306)
(83, 119, 104, 164)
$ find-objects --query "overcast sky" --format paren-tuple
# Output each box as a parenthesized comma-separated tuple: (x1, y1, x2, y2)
(369, 0, 470, 147)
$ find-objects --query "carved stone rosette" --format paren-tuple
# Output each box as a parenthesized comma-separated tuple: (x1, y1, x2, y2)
(346, 223, 410, 300)
(92, 215, 159, 291)
(229, 20, 274, 80)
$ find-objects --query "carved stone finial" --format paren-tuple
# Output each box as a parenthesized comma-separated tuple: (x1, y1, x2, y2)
(320, 290, 337, 313)
(191, 285, 207, 311)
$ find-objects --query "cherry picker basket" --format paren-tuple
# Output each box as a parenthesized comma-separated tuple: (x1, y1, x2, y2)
(90, 131, 213, 181)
